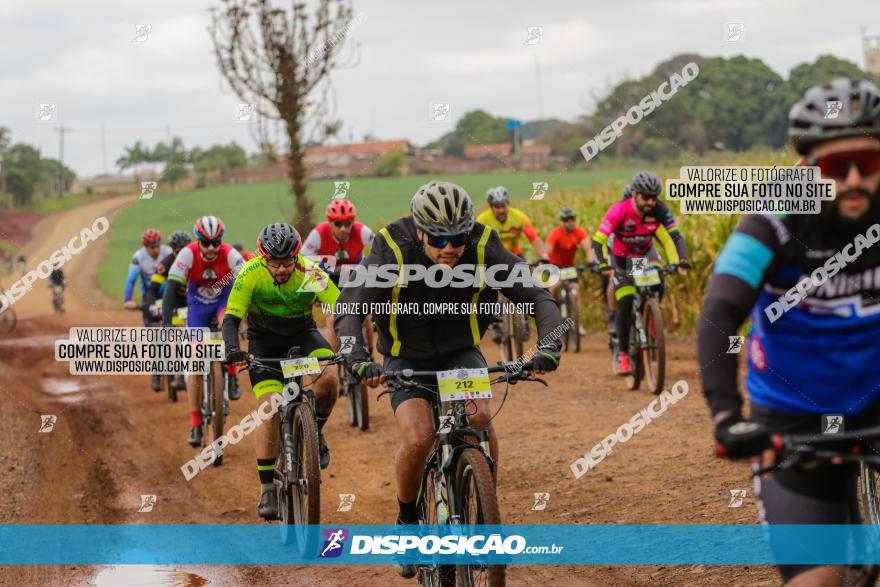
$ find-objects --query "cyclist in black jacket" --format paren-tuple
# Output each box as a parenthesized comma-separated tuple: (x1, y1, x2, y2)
(334, 180, 562, 578)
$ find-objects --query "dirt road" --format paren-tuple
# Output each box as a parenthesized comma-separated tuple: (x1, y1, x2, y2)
(0, 199, 775, 586)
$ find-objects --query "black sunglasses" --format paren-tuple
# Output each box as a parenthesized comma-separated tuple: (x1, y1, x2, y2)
(333, 220, 353, 228)
(199, 238, 222, 248)
(426, 233, 468, 248)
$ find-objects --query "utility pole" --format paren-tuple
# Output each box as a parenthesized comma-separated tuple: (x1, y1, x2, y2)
(54, 125, 71, 198)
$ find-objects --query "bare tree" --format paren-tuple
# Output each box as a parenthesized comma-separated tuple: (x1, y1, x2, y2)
(210, 0, 358, 234)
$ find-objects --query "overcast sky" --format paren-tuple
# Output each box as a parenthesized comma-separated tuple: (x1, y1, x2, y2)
(0, 0, 876, 177)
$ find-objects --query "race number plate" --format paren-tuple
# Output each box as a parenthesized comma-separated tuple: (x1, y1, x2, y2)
(436, 368, 492, 401)
(280, 357, 322, 378)
(560, 266, 578, 280)
(634, 268, 661, 286)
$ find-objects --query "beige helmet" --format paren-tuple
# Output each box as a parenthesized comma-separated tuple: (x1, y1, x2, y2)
(410, 181, 476, 236)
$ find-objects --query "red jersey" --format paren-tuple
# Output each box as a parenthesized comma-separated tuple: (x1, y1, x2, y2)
(302, 221, 374, 267)
(547, 225, 589, 267)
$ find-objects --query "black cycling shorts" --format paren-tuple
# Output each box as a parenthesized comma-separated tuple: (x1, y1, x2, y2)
(247, 329, 333, 399)
(751, 400, 880, 582)
(384, 346, 487, 412)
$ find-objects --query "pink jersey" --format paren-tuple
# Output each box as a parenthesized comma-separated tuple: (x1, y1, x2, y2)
(597, 199, 663, 258)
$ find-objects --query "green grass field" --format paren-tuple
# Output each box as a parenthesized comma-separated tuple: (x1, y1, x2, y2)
(96, 169, 638, 300)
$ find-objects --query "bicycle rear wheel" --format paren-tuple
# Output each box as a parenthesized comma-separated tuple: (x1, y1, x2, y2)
(208, 361, 225, 466)
(166, 375, 177, 403)
(501, 312, 514, 363)
(0, 307, 16, 335)
(511, 313, 525, 360)
(643, 298, 666, 395)
(455, 448, 504, 586)
(567, 286, 581, 353)
(418, 465, 455, 587)
(624, 322, 644, 391)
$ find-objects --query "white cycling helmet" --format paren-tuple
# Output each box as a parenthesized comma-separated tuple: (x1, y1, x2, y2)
(411, 181, 476, 236)
(485, 186, 510, 205)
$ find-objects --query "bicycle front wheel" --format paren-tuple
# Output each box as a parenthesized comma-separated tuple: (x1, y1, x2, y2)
(208, 361, 225, 466)
(418, 465, 455, 587)
(859, 462, 880, 524)
(291, 402, 321, 525)
(455, 448, 504, 586)
(643, 298, 666, 395)
(353, 382, 369, 431)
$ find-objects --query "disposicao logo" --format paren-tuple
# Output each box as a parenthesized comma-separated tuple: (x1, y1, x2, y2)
(319, 528, 348, 558)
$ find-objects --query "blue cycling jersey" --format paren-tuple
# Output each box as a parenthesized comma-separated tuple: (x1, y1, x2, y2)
(708, 214, 880, 415)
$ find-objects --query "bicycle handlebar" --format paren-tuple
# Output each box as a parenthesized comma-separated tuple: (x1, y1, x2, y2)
(385, 361, 547, 388)
(752, 424, 880, 475)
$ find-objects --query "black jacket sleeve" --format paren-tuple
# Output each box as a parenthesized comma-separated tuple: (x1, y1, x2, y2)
(697, 214, 782, 419)
(222, 314, 242, 352)
(334, 229, 395, 366)
(486, 232, 562, 352)
(161, 280, 182, 325)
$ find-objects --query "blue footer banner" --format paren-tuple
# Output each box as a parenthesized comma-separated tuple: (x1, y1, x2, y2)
(0, 524, 877, 565)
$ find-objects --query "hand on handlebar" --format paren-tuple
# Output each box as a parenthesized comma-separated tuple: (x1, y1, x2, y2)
(714, 414, 776, 467)
(225, 349, 252, 368)
(353, 361, 386, 387)
(532, 349, 560, 374)
(676, 261, 691, 276)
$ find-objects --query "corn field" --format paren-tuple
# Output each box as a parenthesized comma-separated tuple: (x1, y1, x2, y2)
(525, 148, 796, 333)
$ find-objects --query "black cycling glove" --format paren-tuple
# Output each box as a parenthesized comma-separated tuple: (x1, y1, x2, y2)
(532, 349, 560, 372)
(353, 361, 384, 381)
(714, 413, 772, 459)
(225, 349, 250, 365)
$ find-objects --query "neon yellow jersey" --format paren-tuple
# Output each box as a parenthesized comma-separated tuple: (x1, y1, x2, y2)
(226, 256, 339, 338)
(476, 207, 539, 255)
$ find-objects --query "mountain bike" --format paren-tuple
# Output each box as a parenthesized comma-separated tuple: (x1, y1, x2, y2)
(134, 302, 187, 402)
(201, 318, 228, 466)
(243, 350, 343, 549)
(594, 264, 677, 393)
(338, 320, 373, 431)
(384, 360, 546, 587)
(557, 264, 589, 353)
(495, 293, 527, 363)
(752, 424, 880, 576)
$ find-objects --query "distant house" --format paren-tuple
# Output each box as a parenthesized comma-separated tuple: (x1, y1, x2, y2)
(462, 141, 552, 170)
(304, 140, 412, 178)
(463, 143, 513, 159)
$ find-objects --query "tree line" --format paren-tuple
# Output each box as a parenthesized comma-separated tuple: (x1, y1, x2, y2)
(0, 127, 75, 208)
(427, 54, 880, 163)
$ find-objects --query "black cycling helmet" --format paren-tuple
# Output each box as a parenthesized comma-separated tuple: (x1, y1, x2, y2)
(257, 223, 302, 260)
(788, 78, 880, 155)
(168, 230, 191, 251)
(559, 208, 576, 220)
(621, 184, 633, 200)
(631, 171, 662, 197)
